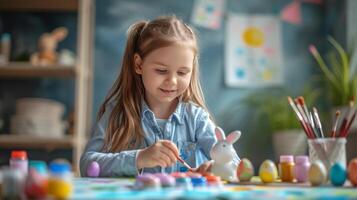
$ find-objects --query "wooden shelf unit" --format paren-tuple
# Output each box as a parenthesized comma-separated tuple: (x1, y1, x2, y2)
(0, 0, 78, 12)
(0, 135, 74, 149)
(0, 62, 76, 78)
(0, 0, 94, 174)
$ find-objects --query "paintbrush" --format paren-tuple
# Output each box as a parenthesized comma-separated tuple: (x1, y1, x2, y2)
(295, 98, 315, 138)
(331, 110, 341, 137)
(287, 96, 313, 138)
(339, 101, 355, 137)
(177, 156, 192, 170)
(298, 97, 310, 120)
(313, 107, 324, 138)
(341, 109, 357, 137)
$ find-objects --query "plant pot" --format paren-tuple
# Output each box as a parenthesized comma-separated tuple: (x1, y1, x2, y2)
(272, 129, 307, 161)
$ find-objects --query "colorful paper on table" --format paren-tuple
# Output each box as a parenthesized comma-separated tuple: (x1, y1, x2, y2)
(225, 14, 283, 87)
(191, 0, 225, 30)
(71, 177, 357, 200)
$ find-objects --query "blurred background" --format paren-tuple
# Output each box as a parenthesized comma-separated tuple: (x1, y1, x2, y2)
(0, 0, 356, 174)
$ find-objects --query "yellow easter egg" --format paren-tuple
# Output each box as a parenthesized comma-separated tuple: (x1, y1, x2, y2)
(259, 160, 278, 183)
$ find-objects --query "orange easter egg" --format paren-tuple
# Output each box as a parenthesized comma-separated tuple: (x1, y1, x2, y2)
(348, 159, 357, 186)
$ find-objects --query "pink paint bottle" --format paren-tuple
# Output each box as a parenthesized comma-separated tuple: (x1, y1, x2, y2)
(10, 150, 28, 175)
(294, 155, 310, 182)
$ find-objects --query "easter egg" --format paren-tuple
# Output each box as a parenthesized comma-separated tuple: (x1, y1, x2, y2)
(87, 161, 100, 177)
(309, 160, 327, 186)
(237, 158, 254, 182)
(259, 160, 278, 183)
(330, 162, 347, 186)
(348, 158, 357, 186)
(135, 173, 161, 190)
(153, 173, 175, 187)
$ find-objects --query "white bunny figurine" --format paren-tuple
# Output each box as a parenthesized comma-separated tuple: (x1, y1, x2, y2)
(210, 127, 241, 181)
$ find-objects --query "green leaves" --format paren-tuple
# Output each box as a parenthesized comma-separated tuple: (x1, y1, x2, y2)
(241, 87, 319, 133)
(310, 36, 357, 106)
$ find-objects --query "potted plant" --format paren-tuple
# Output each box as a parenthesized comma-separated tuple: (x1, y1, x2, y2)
(241, 87, 320, 159)
(309, 36, 357, 130)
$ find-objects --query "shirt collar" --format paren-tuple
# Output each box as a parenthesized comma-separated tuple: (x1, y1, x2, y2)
(141, 98, 184, 125)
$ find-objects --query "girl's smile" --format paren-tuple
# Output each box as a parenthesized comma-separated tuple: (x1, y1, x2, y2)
(159, 88, 177, 94)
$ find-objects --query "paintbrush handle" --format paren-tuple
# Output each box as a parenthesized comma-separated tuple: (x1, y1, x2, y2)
(177, 157, 192, 170)
(342, 110, 357, 137)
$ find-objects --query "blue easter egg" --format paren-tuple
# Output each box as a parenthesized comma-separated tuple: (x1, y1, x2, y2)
(330, 163, 347, 186)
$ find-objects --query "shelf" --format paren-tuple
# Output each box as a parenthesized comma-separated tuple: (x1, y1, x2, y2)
(0, 134, 74, 149)
(0, 0, 94, 174)
(0, 0, 78, 12)
(0, 62, 76, 78)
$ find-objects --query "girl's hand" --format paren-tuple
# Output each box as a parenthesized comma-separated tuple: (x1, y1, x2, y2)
(137, 140, 179, 169)
(191, 160, 213, 174)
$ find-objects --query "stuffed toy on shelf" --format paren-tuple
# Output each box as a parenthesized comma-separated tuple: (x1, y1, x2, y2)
(30, 27, 68, 66)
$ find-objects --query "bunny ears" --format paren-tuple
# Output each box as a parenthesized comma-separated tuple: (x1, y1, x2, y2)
(215, 127, 241, 144)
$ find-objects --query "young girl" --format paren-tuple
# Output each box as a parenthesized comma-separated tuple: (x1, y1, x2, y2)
(80, 15, 239, 177)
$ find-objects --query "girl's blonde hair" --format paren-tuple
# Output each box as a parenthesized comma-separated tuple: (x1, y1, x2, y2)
(98, 15, 209, 152)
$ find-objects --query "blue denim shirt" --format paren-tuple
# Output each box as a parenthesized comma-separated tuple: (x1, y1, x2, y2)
(80, 100, 239, 177)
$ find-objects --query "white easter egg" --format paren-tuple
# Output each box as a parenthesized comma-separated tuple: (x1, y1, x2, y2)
(309, 160, 327, 186)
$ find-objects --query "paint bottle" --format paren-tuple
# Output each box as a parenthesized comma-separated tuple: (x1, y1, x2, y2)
(10, 150, 28, 175)
(29, 160, 48, 176)
(1, 168, 25, 199)
(25, 161, 49, 199)
(48, 162, 72, 199)
(279, 155, 295, 182)
(294, 155, 310, 182)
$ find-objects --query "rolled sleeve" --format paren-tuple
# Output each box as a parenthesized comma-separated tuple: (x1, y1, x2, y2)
(195, 110, 217, 160)
(80, 105, 141, 177)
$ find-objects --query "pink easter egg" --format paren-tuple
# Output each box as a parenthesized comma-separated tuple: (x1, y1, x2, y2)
(348, 158, 357, 186)
(135, 173, 161, 190)
(153, 173, 175, 187)
(87, 161, 100, 177)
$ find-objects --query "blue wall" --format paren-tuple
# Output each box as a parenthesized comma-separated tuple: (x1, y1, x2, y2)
(0, 0, 346, 167)
(93, 0, 346, 165)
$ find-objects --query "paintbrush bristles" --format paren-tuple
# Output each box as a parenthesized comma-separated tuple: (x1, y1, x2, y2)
(288, 97, 303, 120)
(288, 96, 355, 139)
(313, 107, 324, 138)
(287, 96, 314, 138)
(331, 110, 341, 137)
